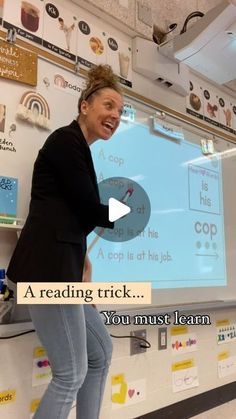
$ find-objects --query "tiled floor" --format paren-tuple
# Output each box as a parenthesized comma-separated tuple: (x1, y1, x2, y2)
(191, 399, 236, 419)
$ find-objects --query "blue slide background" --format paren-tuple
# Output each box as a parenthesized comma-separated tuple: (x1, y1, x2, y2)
(88, 118, 226, 289)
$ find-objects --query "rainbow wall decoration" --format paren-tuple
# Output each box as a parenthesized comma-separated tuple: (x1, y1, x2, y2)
(16, 91, 50, 130)
(54, 74, 66, 88)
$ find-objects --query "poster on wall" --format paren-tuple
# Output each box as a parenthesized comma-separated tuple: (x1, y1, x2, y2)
(0, 103, 17, 153)
(3, 0, 44, 45)
(77, 16, 107, 70)
(0, 0, 4, 26)
(0, 175, 18, 222)
(106, 33, 132, 87)
(42, 1, 77, 61)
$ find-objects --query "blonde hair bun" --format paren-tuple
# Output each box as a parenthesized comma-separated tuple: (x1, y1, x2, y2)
(78, 64, 122, 112)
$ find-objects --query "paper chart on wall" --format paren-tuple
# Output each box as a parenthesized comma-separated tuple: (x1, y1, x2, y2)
(111, 373, 146, 409)
(171, 333, 198, 355)
(30, 399, 40, 419)
(42, 1, 77, 61)
(218, 352, 236, 378)
(32, 346, 52, 387)
(3, 0, 44, 45)
(172, 359, 199, 393)
(217, 323, 236, 344)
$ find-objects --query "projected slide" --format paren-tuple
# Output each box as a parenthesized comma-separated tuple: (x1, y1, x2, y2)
(88, 118, 226, 289)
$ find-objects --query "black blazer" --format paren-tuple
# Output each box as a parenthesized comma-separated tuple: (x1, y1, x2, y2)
(7, 121, 113, 283)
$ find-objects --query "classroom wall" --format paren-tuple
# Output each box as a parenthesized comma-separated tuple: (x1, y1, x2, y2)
(1, 0, 236, 418)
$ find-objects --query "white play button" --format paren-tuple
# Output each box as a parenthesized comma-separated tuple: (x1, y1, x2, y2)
(108, 197, 131, 222)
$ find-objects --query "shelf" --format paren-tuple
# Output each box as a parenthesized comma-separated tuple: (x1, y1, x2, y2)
(0, 218, 24, 232)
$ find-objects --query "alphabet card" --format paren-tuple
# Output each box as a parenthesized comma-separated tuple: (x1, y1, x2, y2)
(106, 33, 132, 87)
(111, 373, 146, 409)
(186, 79, 204, 120)
(77, 11, 107, 69)
(203, 87, 219, 127)
(32, 347, 52, 387)
(42, 1, 77, 61)
(232, 105, 236, 133)
(3, 0, 44, 45)
(217, 97, 233, 133)
(172, 359, 199, 393)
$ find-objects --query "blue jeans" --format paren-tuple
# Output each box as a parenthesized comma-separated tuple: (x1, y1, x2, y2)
(29, 304, 113, 419)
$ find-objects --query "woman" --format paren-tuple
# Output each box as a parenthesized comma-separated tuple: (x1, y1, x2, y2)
(7, 64, 124, 418)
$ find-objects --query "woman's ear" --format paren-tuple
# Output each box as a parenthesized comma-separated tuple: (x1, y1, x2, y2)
(80, 100, 88, 116)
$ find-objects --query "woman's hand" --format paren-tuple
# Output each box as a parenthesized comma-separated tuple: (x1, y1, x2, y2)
(83, 253, 97, 309)
(82, 253, 92, 282)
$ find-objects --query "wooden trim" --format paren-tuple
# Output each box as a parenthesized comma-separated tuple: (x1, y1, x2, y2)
(136, 382, 236, 419)
(1, 29, 236, 143)
(0, 29, 85, 74)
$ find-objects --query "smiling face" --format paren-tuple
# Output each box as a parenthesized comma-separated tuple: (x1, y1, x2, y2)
(79, 88, 123, 144)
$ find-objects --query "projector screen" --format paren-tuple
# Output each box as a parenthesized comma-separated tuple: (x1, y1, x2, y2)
(87, 99, 236, 308)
